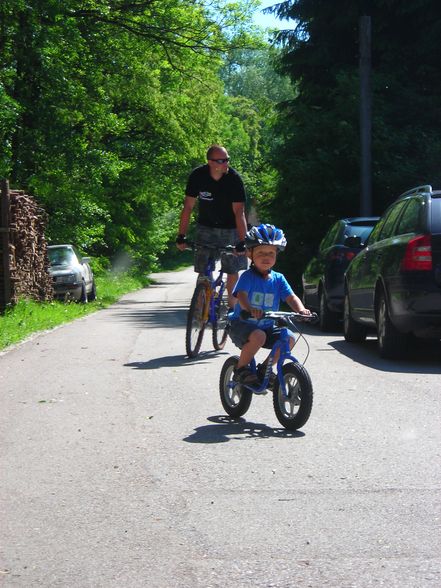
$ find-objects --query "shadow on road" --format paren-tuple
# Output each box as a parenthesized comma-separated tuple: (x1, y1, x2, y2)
(329, 337, 441, 374)
(108, 303, 188, 329)
(183, 415, 305, 444)
(124, 349, 229, 370)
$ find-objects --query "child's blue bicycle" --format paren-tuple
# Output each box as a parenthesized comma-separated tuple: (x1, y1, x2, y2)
(185, 242, 235, 358)
(219, 310, 318, 430)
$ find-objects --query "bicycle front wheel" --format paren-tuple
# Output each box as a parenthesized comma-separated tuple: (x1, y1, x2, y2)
(219, 356, 252, 418)
(186, 282, 209, 358)
(212, 287, 229, 351)
(272, 362, 313, 430)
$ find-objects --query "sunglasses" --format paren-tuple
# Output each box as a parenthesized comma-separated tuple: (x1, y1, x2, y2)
(209, 158, 230, 164)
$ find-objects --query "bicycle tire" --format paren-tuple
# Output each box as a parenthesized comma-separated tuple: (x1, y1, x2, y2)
(219, 356, 253, 418)
(186, 282, 209, 358)
(272, 362, 313, 430)
(212, 285, 229, 351)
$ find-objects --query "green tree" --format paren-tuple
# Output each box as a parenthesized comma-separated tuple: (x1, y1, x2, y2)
(267, 0, 441, 283)
(0, 0, 261, 270)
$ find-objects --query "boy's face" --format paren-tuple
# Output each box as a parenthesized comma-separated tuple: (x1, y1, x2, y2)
(248, 244, 278, 272)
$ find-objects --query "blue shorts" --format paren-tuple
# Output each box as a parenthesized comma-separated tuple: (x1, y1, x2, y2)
(194, 225, 248, 275)
(229, 320, 295, 350)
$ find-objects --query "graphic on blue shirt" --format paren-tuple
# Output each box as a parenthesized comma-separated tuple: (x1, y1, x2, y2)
(251, 292, 274, 307)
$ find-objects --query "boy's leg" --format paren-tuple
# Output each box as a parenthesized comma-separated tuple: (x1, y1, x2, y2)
(262, 332, 295, 367)
(237, 329, 266, 369)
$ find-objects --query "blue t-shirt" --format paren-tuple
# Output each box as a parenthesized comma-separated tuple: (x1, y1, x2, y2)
(232, 268, 294, 329)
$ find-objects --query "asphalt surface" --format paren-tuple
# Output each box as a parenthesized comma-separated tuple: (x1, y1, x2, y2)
(1, 266, 440, 587)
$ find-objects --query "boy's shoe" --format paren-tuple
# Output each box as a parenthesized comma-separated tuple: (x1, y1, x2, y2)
(233, 366, 260, 387)
(257, 363, 277, 389)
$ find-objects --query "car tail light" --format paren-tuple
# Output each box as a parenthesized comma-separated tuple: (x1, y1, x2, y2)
(330, 251, 356, 261)
(401, 234, 432, 271)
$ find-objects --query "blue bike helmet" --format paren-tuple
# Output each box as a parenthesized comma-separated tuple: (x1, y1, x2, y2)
(245, 223, 287, 251)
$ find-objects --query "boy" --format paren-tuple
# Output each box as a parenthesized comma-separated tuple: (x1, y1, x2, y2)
(229, 223, 311, 387)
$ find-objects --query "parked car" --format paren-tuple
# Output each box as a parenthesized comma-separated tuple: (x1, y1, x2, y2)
(47, 244, 96, 303)
(344, 185, 441, 358)
(302, 217, 379, 331)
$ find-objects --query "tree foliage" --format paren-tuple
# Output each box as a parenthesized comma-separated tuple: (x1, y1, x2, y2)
(0, 0, 264, 269)
(267, 0, 441, 283)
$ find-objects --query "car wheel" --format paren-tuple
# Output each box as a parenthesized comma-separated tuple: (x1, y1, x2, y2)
(343, 292, 367, 342)
(319, 289, 340, 332)
(80, 281, 88, 303)
(376, 291, 408, 359)
(88, 280, 97, 301)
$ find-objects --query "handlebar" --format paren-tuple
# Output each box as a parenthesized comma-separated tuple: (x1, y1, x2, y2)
(184, 241, 236, 253)
(239, 309, 318, 324)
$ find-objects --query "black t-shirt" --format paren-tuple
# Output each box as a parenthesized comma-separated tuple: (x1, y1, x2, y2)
(185, 165, 246, 229)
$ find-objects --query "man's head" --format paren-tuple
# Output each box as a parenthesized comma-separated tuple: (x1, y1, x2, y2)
(206, 144, 230, 177)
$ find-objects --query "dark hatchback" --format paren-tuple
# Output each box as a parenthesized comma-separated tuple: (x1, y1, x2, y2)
(302, 217, 379, 330)
(344, 185, 441, 358)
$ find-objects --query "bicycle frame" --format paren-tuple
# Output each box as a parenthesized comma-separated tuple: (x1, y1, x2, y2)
(185, 241, 234, 357)
(226, 308, 317, 395)
(238, 326, 301, 398)
(197, 255, 227, 326)
(247, 327, 298, 398)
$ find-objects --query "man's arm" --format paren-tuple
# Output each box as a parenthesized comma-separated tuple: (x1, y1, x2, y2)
(176, 196, 196, 250)
(232, 201, 247, 242)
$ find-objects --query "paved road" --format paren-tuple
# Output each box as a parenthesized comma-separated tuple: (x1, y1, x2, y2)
(1, 267, 440, 587)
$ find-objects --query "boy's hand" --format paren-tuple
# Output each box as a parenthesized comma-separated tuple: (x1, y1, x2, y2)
(250, 308, 263, 319)
(299, 308, 312, 316)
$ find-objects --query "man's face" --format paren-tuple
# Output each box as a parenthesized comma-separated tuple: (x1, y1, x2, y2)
(207, 148, 230, 175)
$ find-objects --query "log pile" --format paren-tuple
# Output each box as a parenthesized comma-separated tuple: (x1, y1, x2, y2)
(8, 189, 53, 304)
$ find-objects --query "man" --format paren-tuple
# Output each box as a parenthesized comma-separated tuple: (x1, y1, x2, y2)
(176, 144, 248, 308)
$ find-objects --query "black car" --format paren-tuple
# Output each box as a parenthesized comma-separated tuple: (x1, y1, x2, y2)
(344, 185, 441, 358)
(302, 217, 379, 331)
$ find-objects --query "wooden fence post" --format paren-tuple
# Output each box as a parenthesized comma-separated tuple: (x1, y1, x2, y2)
(1, 179, 11, 312)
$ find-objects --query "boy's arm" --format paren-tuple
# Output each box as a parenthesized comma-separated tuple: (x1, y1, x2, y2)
(285, 293, 311, 315)
(236, 291, 263, 319)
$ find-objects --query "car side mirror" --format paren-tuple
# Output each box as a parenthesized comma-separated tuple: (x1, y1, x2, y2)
(81, 256, 91, 263)
(344, 236, 363, 249)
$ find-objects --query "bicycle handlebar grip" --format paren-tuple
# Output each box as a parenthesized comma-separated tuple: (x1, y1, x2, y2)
(239, 309, 252, 320)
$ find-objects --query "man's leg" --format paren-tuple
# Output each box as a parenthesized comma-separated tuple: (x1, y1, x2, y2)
(226, 272, 238, 309)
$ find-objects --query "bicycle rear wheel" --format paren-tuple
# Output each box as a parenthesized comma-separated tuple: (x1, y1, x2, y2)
(186, 282, 209, 358)
(212, 286, 229, 351)
(272, 362, 313, 430)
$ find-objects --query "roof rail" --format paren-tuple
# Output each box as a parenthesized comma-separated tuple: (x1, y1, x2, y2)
(399, 185, 432, 198)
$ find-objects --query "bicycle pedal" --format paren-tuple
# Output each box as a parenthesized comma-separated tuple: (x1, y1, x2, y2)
(252, 388, 268, 395)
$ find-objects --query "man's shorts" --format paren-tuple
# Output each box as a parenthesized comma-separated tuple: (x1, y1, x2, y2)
(229, 320, 295, 350)
(194, 224, 248, 275)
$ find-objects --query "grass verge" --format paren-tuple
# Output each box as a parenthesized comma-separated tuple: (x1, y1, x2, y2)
(0, 272, 150, 352)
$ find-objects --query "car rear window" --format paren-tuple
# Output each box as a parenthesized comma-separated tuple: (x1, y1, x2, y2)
(431, 198, 441, 233)
(343, 225, 375, 243)
(396, 198, 424, 235)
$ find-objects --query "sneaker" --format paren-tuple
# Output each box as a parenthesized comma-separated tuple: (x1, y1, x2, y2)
(233, 366, 260, 387)
(257, 363, 277, 389)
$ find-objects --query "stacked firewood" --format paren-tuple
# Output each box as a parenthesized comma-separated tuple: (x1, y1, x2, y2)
(9, 190, 53, 303)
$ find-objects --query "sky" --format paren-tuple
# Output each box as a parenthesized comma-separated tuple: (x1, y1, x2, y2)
(252, 1, 291, 30)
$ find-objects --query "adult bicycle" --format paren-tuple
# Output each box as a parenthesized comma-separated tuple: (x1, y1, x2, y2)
(219, 310, 318, 430)
(185, 242, 235, 358)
